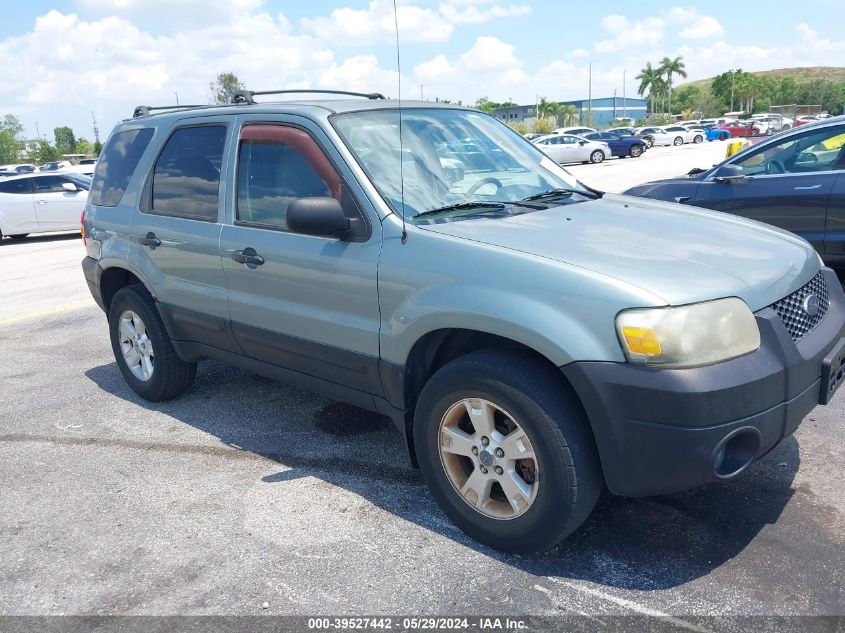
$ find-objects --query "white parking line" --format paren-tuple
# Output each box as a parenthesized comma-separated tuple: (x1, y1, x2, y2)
(546, 578, 715, 633)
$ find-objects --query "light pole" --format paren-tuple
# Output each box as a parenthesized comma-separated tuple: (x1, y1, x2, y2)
(623, 69, 627, 122)
(174, 91, 180, 106)
(419, 84, 424, 100)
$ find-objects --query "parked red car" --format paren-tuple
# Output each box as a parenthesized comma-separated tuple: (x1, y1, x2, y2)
(716, 121, 760, 137)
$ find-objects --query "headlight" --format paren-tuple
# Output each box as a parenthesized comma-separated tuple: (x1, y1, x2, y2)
(616, 298, 760, 368)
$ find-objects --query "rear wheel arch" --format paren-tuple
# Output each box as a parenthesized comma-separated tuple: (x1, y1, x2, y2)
(99, 265, 147, 311)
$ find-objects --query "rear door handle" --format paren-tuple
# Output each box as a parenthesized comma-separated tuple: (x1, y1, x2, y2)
(35, 199, 48, 205)
(794, 184, 822, 190)
(231, 248, 265, 267)
(674, 196, 691, 204)
(137, 232, 162, 248)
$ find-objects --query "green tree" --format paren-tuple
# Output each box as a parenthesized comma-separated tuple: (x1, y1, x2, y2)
(558, 104, 578, 126)
(27, 140, 60, 164)
(659, 56, 687, 115)
(209, 72, 245, 105)
(636, 62, 660, 114)
(74, 137, 94, 156)
(54, 126, 76, 155)
(93, 140, 103, 157)
(0, 114, 24, 163)
(531, 117, 555, 134)
(671, 84, 700, 114)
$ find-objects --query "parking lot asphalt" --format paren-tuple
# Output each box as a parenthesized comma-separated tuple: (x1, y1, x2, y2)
(1, 144, 843, 625)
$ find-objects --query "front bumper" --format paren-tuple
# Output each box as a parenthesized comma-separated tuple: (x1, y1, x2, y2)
(563, 268, 845, 497)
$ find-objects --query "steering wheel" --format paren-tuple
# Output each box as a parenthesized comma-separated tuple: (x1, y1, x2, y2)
(766, 160, 785, 175)
(466, 177, 503, 196)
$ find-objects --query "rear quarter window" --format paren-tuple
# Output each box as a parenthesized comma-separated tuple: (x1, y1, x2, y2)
(89, 128, 154, 207)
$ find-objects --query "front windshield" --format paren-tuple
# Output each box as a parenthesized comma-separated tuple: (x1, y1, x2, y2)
(332, 108, 590, 220)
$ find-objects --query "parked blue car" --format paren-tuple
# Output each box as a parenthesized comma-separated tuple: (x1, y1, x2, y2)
(701, 125, 732, 142)
(582, 131, 647, 158)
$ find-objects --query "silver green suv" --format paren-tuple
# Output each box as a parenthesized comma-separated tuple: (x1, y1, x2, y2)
(82, 91, 845, 553)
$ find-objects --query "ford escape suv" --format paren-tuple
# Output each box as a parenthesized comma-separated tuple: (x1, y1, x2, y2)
(82, 90, 845, 553)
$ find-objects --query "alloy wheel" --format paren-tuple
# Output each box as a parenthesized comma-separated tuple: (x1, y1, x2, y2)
(438, 398, 539, 520)
(118, 310, 155, 381)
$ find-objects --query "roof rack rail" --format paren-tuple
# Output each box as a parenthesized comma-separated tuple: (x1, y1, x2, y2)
(231, 89, 386, 105)
(132, 104, 207, 118)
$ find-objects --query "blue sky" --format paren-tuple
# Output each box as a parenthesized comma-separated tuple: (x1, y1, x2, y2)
(1, 0, 844, 141)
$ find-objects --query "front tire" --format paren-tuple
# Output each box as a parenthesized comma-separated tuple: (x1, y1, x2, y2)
(719, 132, 728, 141)
(629, 144, 643, 158)
(108, 285, 197, 401)
(673, 136, 683, 146)
(589, 150, 605, 164)
(413, 350, 602, 553)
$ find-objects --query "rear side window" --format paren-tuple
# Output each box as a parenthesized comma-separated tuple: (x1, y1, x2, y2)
(150, 125, 227, 221)
(0, 178, 31, 194)
(90, 128, 154, 207)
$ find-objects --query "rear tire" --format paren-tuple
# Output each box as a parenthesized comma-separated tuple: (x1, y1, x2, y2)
(589, 150, 605, 164)
(719, 132, 728, 141)
(413, 350, 602, 553)
(693, 135, 703, 144)
(108, 285, 197, 401)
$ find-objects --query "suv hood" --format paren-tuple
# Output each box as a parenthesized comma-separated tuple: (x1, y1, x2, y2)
(420, 193, 818, 310)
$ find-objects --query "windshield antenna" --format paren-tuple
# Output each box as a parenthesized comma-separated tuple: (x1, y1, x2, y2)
(392, 0, 407, 244)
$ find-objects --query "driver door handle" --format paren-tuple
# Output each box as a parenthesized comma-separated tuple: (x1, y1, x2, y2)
(794, 184, 821, 190)
(137, 232, 161, 248)
(231, 249, 265, 266)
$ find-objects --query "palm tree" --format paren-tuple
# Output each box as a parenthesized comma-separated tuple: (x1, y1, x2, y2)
(636, 63, 660, 114)
(660, 56, 687, 115)
(559, 104, 578, 126)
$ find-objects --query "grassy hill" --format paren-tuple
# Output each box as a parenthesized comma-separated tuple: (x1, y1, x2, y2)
(682, 66, 845, 89)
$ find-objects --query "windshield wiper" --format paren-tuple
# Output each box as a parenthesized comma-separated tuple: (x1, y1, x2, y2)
(520, 187, 599, 202)
(414, 201, 506, 219)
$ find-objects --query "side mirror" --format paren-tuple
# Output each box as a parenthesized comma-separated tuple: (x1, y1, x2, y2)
(62, 182, 79, 192)
(713, 164, 747, 183)
(578, 140, 587, 145)
(286, 197, 350, 239)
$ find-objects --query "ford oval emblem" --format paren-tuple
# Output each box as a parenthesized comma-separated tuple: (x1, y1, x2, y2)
(803, 293, 820, 317)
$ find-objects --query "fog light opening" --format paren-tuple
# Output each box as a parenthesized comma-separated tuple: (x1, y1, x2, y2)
(713, 428, 761, 479)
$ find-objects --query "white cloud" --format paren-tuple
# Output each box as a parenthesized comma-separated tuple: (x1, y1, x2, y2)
(571, 48, 589, 58)
(302, 0, 453, 44)
(679, 16, 724, 40)
(438, 2, 531, 25)
(595, 14, 664, 53)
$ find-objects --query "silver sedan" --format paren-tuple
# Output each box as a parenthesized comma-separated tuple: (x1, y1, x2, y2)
(532, 134, 610, 164)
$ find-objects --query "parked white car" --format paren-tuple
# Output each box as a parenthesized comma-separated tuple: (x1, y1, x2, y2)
(551, 126, 597, 136)
(533, 134, 610, 164)
(0, 173, 90, 239)
(650, 125, 705, 146)
(750, 114, 793, 134)
(0, 163, 38, 174)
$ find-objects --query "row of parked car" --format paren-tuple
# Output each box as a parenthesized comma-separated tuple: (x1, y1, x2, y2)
(0, 160, 96, 178)
(528, 122, 723, 165)
(529, 113, 837, 166)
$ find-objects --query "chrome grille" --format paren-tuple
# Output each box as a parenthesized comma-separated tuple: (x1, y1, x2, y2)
(770, 271, 830, 342)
